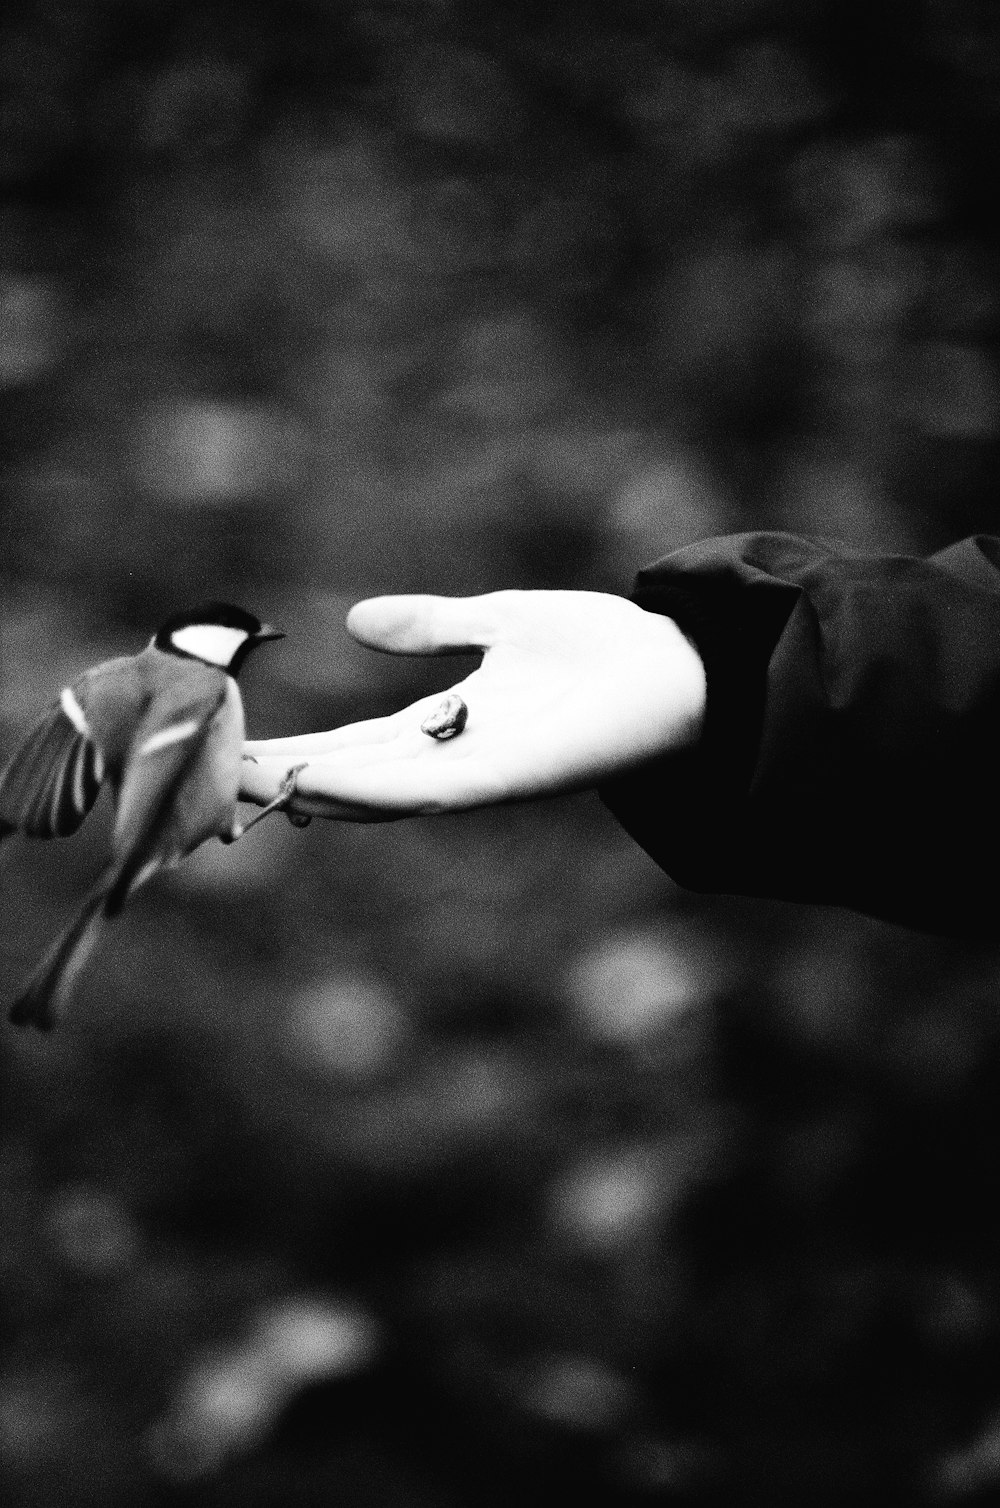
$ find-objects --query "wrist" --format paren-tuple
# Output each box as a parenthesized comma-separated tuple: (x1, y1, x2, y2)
(631, 606, 707, 755)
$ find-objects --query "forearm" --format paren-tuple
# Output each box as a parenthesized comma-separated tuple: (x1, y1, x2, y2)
(601, 533, 1000, 938)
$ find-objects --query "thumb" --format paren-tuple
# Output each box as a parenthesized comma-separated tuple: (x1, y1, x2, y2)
(345, 594, 499, 656)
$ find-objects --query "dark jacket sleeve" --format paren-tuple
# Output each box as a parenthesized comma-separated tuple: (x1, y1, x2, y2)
(599, 532, 1000, 938)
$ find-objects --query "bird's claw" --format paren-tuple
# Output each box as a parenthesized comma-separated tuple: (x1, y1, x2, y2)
(240, 762, 311, 833)
(279, 763, 312, 827)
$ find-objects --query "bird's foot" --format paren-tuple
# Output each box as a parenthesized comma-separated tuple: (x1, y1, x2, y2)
(237, 762, 311, 835)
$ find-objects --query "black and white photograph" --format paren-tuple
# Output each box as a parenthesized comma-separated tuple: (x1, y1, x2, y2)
(4, 3, 1000, 1505)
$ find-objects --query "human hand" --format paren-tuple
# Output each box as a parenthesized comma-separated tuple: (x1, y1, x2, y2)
(240, 590, 705, 822)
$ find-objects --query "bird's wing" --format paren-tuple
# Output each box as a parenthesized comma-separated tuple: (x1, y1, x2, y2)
(105, 675, 229, 913)
(0, 688, 105, 840)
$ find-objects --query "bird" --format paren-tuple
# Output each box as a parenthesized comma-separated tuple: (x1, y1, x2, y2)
(0, 602, 306, 1031)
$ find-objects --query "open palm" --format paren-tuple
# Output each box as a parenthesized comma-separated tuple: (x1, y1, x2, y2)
(240, 590, 705, 822)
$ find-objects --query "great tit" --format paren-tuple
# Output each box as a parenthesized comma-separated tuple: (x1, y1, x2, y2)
(0, 602, 303, 1031)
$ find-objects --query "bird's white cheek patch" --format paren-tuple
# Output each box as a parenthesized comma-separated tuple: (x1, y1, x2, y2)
(170, 623, 248, 667)
(60, 686, 90, 736)
(139, 719, 200, 756)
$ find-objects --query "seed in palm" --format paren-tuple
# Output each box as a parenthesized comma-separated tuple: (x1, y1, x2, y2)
(421, 694, 468, 741)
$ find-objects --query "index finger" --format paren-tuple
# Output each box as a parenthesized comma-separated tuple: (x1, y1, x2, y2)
(244, 714, 400, 759)
(243, 681, 475, 760)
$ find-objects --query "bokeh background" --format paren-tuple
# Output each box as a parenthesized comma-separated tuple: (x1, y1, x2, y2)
(4, 2, 1000, 1504)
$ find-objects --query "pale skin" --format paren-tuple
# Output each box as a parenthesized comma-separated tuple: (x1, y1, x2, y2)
(239, 590, 707, 823)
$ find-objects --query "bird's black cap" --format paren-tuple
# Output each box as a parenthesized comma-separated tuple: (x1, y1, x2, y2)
(155, 602, 284, 673)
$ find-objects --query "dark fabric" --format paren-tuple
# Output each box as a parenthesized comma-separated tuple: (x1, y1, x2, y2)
(599, 532, 1000, 938)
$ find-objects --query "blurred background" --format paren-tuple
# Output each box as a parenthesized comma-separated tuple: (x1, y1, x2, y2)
(4, 1, 1000, 1504)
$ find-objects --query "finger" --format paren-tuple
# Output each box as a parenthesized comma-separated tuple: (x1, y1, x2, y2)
(244, 716, 400, 758)
(238, 759, 396, 824)
(345, 594, 501, 656)
(239, 756, 287, 806)
(243, 680, 475, 761)
(243, 746, 492, 817)
(293, 752, 489, 816)
(243, 736, 441, 798)
(239, 755, 392, 817)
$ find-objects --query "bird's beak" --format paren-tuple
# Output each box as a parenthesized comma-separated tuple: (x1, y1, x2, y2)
(255, 624, 285, 642)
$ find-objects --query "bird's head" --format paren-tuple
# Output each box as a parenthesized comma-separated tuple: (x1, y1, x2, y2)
(154, 603, 284, 676)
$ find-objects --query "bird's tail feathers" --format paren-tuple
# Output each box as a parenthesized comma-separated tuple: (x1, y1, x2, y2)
(8, 883, 109, 1032)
